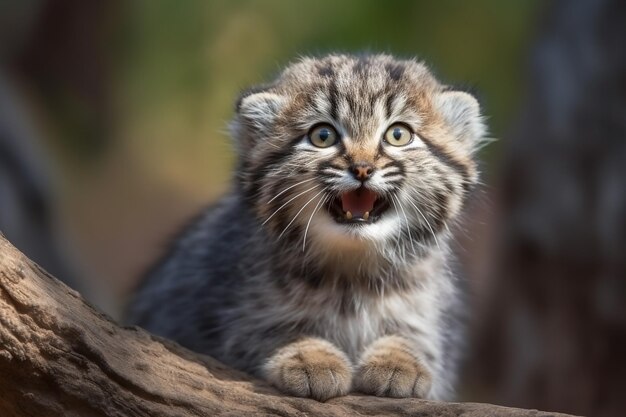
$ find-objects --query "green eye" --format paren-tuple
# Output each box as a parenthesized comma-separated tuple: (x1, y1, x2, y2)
(384, 124, 413, 146)
(309, 124, 338, 148)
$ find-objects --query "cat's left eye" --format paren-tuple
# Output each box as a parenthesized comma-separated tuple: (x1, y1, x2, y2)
(384, 124, 413, 147)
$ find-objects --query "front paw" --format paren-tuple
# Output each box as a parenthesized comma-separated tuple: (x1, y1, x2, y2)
(263, 338, 352, 401)
(354, 336, 432, 398)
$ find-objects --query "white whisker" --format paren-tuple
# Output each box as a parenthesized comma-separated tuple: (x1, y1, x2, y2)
(393, 194, 416, 256)
(406, 197, 440, 249)
(388, 196, 405, 260)
(266, 178, 316, 204)
(278, 188, 327, 239)
(303, 194, 329, 252)
(262, 184, 319, 225)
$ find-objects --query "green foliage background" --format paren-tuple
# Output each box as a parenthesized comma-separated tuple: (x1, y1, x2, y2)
(58, 0, 537, 181)
(38, 0, 538, 304)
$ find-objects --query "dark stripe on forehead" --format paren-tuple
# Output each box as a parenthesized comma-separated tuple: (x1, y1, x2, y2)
(317, 63, 334, 77)
(353, 56, 370, 75)
(328, 80, 339, 120)
(346, 91, 357, 115)
(369, 89, 384, 108)
(385, 63, 405, 81)
(385, 93, 395, 120)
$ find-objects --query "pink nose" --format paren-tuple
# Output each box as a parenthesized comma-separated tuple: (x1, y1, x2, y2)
(349, 162, 374, 181)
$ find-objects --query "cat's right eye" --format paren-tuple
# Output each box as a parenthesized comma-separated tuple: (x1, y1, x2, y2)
(308, 124, 338, 148)
(384, 123, 413, 147)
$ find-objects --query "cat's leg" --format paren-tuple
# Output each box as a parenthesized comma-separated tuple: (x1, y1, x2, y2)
(263, 337, 352, 401)
(354, 335, 433, 398)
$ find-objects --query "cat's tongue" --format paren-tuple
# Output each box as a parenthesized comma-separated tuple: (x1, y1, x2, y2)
(341, 188, 377, 219)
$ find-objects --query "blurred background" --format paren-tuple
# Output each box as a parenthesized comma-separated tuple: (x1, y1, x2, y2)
(0, 1, 624, 416)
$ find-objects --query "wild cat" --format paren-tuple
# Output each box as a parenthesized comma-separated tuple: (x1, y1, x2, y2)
(127, 54, 485, 401)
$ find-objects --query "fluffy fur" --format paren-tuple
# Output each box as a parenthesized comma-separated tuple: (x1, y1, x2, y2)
(126, 54, 485, 401)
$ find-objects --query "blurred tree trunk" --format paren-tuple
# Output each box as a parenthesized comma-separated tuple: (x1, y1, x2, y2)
(0, 0, 119, 306)
(10, 0, 119, 158)
(0, 71, 75, 287)
(472, 1, 626, 416)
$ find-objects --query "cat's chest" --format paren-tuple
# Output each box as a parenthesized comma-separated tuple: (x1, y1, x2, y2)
(308, 290, 434, 361)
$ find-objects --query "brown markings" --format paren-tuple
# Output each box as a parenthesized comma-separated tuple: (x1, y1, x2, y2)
(345, 143, 379, 165)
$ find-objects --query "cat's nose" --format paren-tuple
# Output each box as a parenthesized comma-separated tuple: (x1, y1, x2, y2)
(349, 162, 375, 182)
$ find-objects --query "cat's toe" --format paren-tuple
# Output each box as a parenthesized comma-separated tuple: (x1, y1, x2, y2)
(264, 338, 352, 401)
(354, 336, 432, 398)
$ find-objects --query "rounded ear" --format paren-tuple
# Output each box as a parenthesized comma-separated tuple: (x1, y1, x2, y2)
(433, 91, 486, 146)
(234, 90, 286, 138)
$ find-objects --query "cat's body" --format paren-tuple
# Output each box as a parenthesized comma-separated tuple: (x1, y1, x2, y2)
(127, 54, 485, 401)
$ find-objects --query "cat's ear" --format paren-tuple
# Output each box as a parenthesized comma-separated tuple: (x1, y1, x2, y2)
(233, 88, 286, 142)
(434, 90, 485, 147)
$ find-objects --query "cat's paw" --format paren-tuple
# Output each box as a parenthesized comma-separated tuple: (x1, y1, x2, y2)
(354, 336, 432, 398)
(263, 338, 352, 401)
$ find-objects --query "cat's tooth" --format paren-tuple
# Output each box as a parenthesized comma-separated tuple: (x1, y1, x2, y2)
(363, 211, 370, 221)
(345, 211, 353, 220)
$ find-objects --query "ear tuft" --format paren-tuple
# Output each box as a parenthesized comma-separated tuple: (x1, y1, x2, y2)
(434, 91, 485, 147)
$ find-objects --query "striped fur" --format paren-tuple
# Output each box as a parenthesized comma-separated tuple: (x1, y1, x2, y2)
(127, 54, 485, 401)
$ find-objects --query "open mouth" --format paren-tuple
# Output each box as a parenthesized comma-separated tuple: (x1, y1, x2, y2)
(326, 187, 391, 224)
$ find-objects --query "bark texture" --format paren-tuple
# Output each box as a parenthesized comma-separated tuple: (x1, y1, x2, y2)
(0, 234, 575, 417)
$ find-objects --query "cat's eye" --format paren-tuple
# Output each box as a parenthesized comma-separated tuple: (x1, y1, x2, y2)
(309, 124, 338, 148)
(384, 124, 413, 147)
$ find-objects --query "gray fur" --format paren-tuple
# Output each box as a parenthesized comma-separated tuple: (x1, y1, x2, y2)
(126, 54, 484, 400)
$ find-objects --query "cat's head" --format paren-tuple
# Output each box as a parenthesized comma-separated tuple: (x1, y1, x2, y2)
(230, 54, 485, 262)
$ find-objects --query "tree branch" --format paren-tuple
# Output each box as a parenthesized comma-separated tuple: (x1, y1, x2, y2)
(0, 234, 576, 417)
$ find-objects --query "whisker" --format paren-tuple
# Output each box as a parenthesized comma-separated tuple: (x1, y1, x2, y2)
(303, 193, 329, 252)
(262, 184, 319, 225)
(278, 188, 327, 239)
(406, 197, 440, 249)
(266, 177, 316, 204)
(388, 196, 405, 260)
(393, 194, 416, 256)
(475, 136, 498, 151)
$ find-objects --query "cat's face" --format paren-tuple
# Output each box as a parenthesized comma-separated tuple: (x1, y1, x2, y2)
(231, 54, 484, 260)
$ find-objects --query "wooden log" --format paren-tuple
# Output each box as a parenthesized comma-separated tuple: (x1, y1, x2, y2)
(0, 234, 576, 417)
